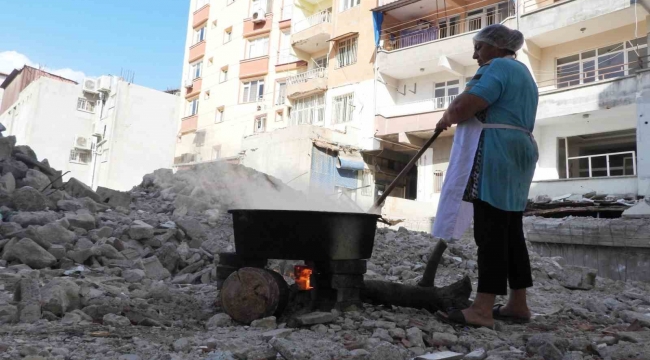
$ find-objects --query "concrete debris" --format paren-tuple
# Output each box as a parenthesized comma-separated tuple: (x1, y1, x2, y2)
(0, 147, 644, 359)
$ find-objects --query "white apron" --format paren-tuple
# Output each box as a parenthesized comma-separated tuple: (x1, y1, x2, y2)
(432, 121, 536, 241)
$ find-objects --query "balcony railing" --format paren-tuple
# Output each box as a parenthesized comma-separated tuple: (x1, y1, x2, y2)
(522, 0, 566, 14)
(537, 59, 647, 92)
(277, 49, 300, 65)
(281, 4, 293, 21)
(566, 151, 637, 178)
(378, 95, 457, 117)
(292, 9, 331, 34)
(286, 67, 328, 85)
(380, 2, 515, 51)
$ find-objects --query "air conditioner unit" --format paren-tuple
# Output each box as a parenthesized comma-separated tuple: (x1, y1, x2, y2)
(82, 78, 98, 93)
(251, 7, 266, 23)
(184, 79, 194, 88)
(97, 76, 112, 93)
(73, 135, 92, 150)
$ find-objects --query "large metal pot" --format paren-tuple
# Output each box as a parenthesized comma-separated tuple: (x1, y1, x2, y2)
(229, 210, 380, 261)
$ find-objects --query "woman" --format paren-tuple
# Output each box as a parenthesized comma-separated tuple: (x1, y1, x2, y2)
(432, 24, 538, 328)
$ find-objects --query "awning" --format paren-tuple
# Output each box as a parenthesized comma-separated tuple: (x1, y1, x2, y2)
(336, 154, 365, 171)
(327, 32, 359, 42)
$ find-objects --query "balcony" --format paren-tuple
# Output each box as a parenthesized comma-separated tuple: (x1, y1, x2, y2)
(286, 68, 328, 98)
(520, 0, 645, 48)
(189, 41, 206, 62)
(377, 95, 456, 118)
(276, 50, 308, 71)
(239, 56, 270, 79)
(536, 64, 640, 121)
(193, 4, 210, 28)
(377, 2, 515, 79)
(243, 14, 273, 38)
(280, 4, 292, 29)
(180, 115, 198, 134)
(291, 10, 332, 53)
(185, 78, 202, 99)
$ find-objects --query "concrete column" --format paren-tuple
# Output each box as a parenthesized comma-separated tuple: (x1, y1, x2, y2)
(636, 18, 650, 197)
(416, 148, 434, 202)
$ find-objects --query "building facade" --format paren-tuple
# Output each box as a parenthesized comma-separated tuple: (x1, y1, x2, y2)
(0, 72, 7, 109)
(0, 68, 179, 191)
(174, 0, 380, 210)
(371, 0, 650, 230)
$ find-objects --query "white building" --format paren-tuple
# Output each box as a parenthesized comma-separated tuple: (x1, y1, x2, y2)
(0, 68, 179, 191)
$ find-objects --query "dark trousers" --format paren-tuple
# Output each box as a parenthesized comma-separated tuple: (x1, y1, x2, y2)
(473, 200, 533, 296)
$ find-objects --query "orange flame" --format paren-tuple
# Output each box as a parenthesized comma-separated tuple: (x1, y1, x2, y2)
(294, 265, 313, 290)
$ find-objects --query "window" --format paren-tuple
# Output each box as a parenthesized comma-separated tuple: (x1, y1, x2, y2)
(187, 98, 199, 116)
(242, 80, 264, 103)
(69, 149, 92, 164)
(275, 82, 286, 105)
(77, 98, 95, 113)
(215, 107, 224, 123)
(340, 0, 360, 11)
(332, 93, 354, 124)
(247, 36, 269, 59)
(189, 60, 203, 80)
(555, 38, 647, 88)
(212, 145, 221, 160)
(204, 90, 211, 100)
(196, 0, 209, 9)
(434, 170, 444, 193)
(337, 36, 358, 68)
(361, 171, 372, 196)
(291, 94, 325, 125)
(224, 27, 232, 43)
(275, 111, 283, 122)
(254, 116, 266, 133)
(434, 80, 460, 109)
(561, 129, 637, 179)
(195, 26, 206, 44)
(312, 55, 328, 69)
(220, 66, 229, 83)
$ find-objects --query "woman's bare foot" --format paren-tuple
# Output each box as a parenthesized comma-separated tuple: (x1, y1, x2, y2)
(460, 307, 494, 328)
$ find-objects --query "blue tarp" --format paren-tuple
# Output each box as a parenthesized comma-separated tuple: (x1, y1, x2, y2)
(372, 11, 384, 47)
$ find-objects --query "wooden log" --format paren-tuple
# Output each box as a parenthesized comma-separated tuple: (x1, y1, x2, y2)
(361, 276, 472, 313)
(220, 267, 288, 324)
(417, 239, 448, 288)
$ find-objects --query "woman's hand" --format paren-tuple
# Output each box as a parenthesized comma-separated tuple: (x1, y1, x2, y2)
(436, 113, 452, 132)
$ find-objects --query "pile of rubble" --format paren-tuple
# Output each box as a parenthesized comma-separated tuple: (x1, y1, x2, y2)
(525, 193, 637, 217)
(0, 135, 647, 359)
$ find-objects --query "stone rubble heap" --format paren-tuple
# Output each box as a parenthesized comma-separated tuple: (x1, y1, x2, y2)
(0, 136, 646, 359)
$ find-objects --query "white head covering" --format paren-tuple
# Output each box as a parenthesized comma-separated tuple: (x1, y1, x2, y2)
(473, 24, 524, 53)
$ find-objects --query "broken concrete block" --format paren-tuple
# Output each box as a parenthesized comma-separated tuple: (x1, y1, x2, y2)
(141, 168, 173, 188)
(251, 316, 277, 329)
(128, 220, 154, 240)
(103, 313, 132, 327)
(10, 211, 60, 227)
(96, 186, 132, 209)
(560, 266, 597, 290)
(0, 172, 15, 193)
(14, 272, 41, 323)
(415, 351, 465, 360)
(65, 213, 96, 230)
(295, 312, 337, 326)
(13, 144, 37, 162)
(36, 222, 76, 245)
(12, 187, 48, 211)
(1, 158, 28, 179)
(174, 194, 210, 214)
(20, 169, 50, 191)
(63, 178, 101, 203)
(0, 136, 16, 162)
(123, 269, 146, 283)
(156, 243, 181, 273)
(175, 218, 207, 247)
(261, 328, 293, 341)
(47, 244, 67, 260)
(407, 327, 426, 348)
(3, 238, 57, 269)
(62, 309, 93, 324)
(139, 256, 170, 280)
(40, 278, 81, 316)
(619, 311, 650, 328)
(463, 348, 487, 360)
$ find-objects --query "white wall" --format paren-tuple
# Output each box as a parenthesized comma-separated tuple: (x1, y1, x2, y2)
(534, 107, 637, 181)
(0, 77, 94, 182)
(94, 81, 179, 191)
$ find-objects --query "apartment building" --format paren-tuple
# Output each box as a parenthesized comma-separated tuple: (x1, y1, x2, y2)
(0, 67, 179, 191)
(372, 0, 650, 230)
(174, 0, 380, 208)
(0, 72, 7, 108)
